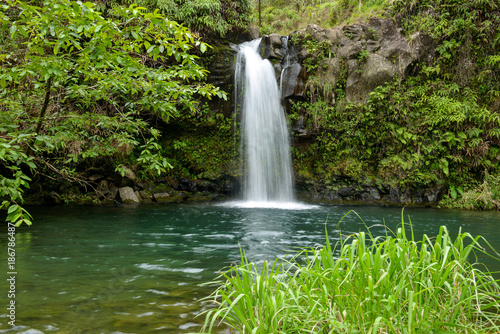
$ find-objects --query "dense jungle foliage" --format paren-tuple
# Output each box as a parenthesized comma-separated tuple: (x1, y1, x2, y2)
(100, 0, 251, 40)
(1, 0, 500, 226)
(0, 0, 234, 225)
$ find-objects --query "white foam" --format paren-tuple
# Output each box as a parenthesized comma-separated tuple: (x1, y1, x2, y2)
(219, 201, 319, 210)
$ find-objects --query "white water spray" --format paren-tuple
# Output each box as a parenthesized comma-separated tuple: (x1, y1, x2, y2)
(235, 39, 294, 203)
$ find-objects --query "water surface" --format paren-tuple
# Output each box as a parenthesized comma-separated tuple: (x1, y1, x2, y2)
(1, 204, 499, 333)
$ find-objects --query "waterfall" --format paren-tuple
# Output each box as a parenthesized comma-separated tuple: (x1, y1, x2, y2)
(279, 36, 290, 97)
(235, 39, 294, 203)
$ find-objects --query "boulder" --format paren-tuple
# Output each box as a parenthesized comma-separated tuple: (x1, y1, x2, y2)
(342, 24, 367, 42)
(367, 17, 401, 42)
(281, 18, 433, 105)
(306, 24, 328, 42)
(108, 183, 118, 201)
(249, 24, 260, 40)
(118, 187, 139, 204)
(262, 34, 287, 59)
(324, 27, 343, 46)
(388, 187, 401, 203)
(347, 54, 396, 103)
(154, 192, 171, 203)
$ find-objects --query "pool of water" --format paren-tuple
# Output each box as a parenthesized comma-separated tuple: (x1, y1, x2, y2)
(1, 203, 499, 333)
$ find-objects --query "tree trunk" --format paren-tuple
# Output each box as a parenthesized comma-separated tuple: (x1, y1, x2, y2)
(35, 76, 52, 135)
(258, 0, 261, 27)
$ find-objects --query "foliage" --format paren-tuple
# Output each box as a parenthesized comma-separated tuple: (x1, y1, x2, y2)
(0, 0, 226, 225)
(0, 129, 35, 226)
(440, 173, 500, 210)
(162, 113, 237, 180)
(254, 0, 391, 35)
(292, 74, 500, 191)
(105, 0, 251, 38)
(200, 212, 500, 333)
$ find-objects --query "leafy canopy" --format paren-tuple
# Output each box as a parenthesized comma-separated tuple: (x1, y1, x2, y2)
(0, 0, 226, 226)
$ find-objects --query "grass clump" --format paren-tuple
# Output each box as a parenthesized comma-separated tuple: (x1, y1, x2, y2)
(440, 173, 500, 211)
(200, 212, 500, 333)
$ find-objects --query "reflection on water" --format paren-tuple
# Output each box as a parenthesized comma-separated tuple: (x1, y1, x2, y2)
(0, 204, 499, 333)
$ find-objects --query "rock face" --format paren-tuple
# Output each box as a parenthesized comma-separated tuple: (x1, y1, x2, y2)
(296, 179, 443, 206)
(263, 18, 433, 105)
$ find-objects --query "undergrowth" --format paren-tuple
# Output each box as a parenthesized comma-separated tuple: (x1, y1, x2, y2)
(253, 0, 391, 35)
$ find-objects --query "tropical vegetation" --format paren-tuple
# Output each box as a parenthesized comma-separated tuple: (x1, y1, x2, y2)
(0, 0, 228, 225)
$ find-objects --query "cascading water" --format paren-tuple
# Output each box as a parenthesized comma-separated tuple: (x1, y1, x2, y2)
(279, 36, 290, 97)
(234, 39, 294, 203)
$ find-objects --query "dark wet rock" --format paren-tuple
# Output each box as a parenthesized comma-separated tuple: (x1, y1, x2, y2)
(338, 187, 356, 198)
(198, 180, 219, 193)
(423, 188, 441, 203)
(108, 183, 118, 201)
(388, 187, 401, 203)
(208, 44, 236, 89)
(412, 189, 424, 204)
(187, 193, 215, 202)
(116, 166, 137, 187)
(399, 188, 412, 203)
(139, 190, 150, 200)
(119, 187, 139, 204)
(282, 63, 307, 98)
(360, 187, 381, 201)
(179, 178, 198, 192)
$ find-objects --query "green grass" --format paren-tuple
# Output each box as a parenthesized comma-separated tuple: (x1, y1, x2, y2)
(198, 211, 500, 333)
